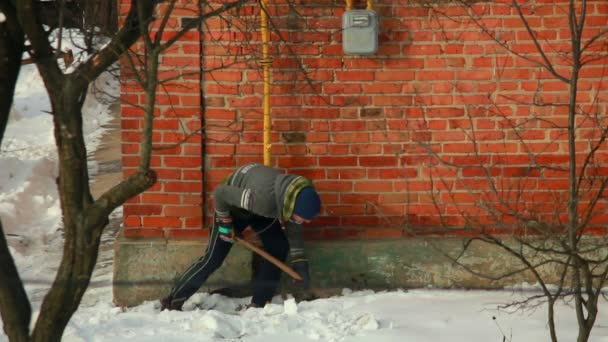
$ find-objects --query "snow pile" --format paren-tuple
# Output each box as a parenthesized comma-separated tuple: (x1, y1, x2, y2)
(62, 291, 386, 342)
(50, 288, 608, 341)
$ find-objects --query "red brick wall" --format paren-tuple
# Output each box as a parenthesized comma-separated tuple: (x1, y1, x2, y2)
(121, 0, 608, 239)
(120, 1, 205, 238)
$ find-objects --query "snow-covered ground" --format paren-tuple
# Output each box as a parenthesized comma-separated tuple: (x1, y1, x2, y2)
(2, 34, 608, 342)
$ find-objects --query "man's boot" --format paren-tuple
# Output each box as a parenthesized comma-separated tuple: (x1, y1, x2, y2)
(160, 296, 185, 311)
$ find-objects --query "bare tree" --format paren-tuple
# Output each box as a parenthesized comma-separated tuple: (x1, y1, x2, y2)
(0, 1, 250, 341)
(411, 1, 608, 341)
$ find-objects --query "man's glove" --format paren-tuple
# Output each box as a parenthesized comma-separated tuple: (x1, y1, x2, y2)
(291, 259, 311, 289)
(217, 217, 235, 243)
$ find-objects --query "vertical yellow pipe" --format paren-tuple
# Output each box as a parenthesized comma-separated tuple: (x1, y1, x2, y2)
(261, 0, 272, 166)
(346, 0, 373, 10)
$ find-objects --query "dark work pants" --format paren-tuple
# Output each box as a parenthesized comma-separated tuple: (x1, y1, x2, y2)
(168, 209, 289, 307)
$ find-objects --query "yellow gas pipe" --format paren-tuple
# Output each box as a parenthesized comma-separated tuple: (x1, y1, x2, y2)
(346, 0, 374, 10)
(262, 0, 379, 166)
(260, 0, 272, 166)
(261, 1, 377, 166)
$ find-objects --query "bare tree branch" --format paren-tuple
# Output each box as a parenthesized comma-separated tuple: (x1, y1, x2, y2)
(159, 0, 253, 52)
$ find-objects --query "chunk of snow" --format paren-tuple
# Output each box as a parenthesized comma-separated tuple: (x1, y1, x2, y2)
(284, 298, 298, 315)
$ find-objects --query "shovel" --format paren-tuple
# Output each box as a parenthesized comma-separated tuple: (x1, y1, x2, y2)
(234, 236, 303, 281)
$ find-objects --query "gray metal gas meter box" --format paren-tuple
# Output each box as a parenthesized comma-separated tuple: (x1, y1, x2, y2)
(342, 9, 379, 55)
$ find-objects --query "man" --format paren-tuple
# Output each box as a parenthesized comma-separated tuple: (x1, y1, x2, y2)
(160, 163, 322, 310)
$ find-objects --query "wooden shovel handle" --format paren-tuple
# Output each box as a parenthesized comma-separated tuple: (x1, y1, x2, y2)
(234, 236, 303, 281)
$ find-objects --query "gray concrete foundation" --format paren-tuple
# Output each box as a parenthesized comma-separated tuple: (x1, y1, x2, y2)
(113, 231, 565, 307)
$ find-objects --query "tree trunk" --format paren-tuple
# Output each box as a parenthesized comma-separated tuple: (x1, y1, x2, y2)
(0, 1, 24, 144)
(31, 78, 157, 339)
(0, 220, 31, 342)
(0, 4, 31, 340)
(81, 0, 118, 34)
(29, 83, 96, 341)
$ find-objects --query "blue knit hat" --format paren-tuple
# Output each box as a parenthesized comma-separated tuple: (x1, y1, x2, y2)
(293, 187, 321, 220)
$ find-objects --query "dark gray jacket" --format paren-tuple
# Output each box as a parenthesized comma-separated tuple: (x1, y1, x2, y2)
(213, 163, 315, 259)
